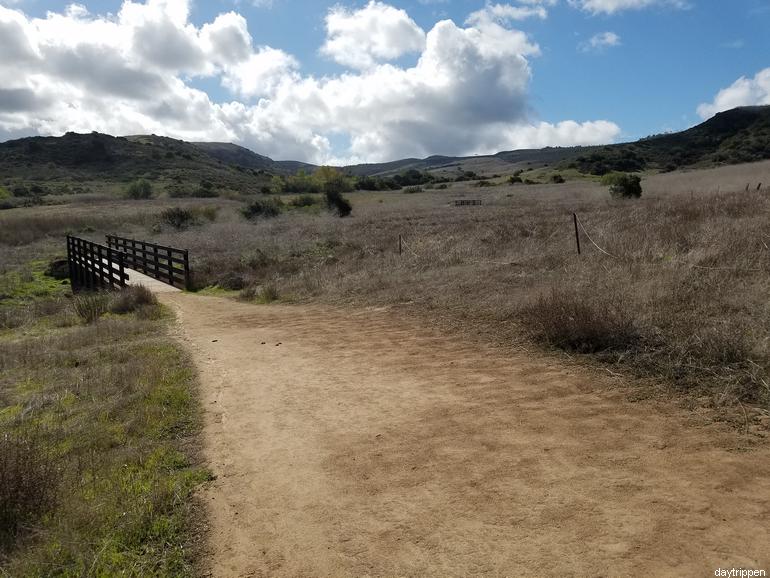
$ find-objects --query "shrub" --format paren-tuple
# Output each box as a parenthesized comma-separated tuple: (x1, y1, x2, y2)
(325, 190, 352, 217)
(508, 175, 522, 184)
(0, 427, 59, 548)
(550, 174, 565, 184)
(519, 288, 640, 354)
(602, 173, 642, 199)
(44, 258, 69, 280)
(403, 186, 423, 194)
(239, 283, 280, 303)
(290, 194, 321, 207)
(109, 285, 157, 314)
(125, 179, 153, 200)
(0, 185, 10, 199)
(11, 185, 30, 197)
(160, 207, 195, 230)
(242, 198, 283, 219)
(72, 292, 110, 324)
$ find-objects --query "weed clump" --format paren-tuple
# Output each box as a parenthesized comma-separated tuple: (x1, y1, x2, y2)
(240, 283, 280, 303)
(72, 292, 110, 324)
(109, 285, 157, 314)
(520, 288, 640, 354)
(0, 428, 59, 550)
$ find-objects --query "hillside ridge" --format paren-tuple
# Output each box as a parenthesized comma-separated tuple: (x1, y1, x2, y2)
(0, 106, 768, 185)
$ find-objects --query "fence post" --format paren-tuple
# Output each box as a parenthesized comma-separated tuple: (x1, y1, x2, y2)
(399, 234, 402, 256)
(117, 250, 126, 287)
(183, 249, 191, 290)
(66, 236, 75, 291)
(167, 248, 174, 285)
(573, 213, 581, 255)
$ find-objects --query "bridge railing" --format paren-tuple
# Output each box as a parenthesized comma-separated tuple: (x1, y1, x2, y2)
(106, 235, 191, 290)
(66, 235, 128, 291)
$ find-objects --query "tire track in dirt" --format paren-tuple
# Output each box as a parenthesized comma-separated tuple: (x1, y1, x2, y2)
(160, 293, 770, 577)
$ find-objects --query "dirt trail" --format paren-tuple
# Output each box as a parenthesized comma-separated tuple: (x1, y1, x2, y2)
(160, 293, 770, 577)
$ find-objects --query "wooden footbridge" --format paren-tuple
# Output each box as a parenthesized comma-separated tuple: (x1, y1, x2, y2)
(66, 234, 190, 293)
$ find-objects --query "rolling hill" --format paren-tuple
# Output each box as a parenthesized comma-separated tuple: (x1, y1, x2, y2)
(0, 106, 768, 196)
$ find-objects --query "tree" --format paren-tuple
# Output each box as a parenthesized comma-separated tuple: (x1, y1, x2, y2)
(314, 166, 353, 194)
(602, 173, 642, 199)
(313, 167, 353, 217)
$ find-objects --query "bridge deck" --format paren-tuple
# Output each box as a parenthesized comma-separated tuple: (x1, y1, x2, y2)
(125, 267, 181, 293)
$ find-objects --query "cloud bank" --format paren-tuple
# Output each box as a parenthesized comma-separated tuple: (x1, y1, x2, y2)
(0, 0, 621, 163)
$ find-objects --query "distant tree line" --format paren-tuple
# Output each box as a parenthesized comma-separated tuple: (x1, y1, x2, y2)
(268, 167, 484, 194)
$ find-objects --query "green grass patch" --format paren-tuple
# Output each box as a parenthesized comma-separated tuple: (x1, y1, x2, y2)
(0, 260, 69, 308)
(0, 269, 208, 576)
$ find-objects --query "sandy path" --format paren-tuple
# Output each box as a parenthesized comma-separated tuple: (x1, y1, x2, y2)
(160, 293, 770, 577)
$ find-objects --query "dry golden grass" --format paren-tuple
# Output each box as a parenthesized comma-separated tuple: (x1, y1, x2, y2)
(3, 160, 770, 415)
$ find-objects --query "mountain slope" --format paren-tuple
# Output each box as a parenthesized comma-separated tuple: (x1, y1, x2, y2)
(0, 132, 274, 194)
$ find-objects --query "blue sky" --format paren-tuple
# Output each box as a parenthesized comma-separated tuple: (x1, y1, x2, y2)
(1, 0, 769, 162)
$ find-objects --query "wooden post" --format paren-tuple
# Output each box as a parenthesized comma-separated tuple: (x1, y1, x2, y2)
(399, 234, 402, 256)
(573, 213, 581, 255)
(167, 248, 174, 285)
(117, 250, 125, 287)
(66, 236, 75, 291)
(758, 183, 763, 192)
(183, 250, 191, 291)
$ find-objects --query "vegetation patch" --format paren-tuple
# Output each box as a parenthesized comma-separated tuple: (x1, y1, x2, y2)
(0, 266, 208, 576)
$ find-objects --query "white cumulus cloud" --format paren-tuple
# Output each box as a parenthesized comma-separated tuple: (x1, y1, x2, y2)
(697, 68, 770, 119)
(320, 1, 425, 70)
(0, 0, 621, 163)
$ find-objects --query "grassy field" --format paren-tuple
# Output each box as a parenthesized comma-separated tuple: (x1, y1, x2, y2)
(1, 158, 770, 572)
(2, 160, 770, 422)
(0, 263, 208, 576)
(160, 160, 770, 418)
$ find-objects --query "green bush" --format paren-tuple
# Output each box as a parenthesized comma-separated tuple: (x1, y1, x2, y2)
(125, 179, 153, 199)
(242, 197, 284, 219)
(550, 174, 565, 184)
(602, 173, 642, 199)
(0, 186, 10, 199)
(72, 293, 111, 324)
